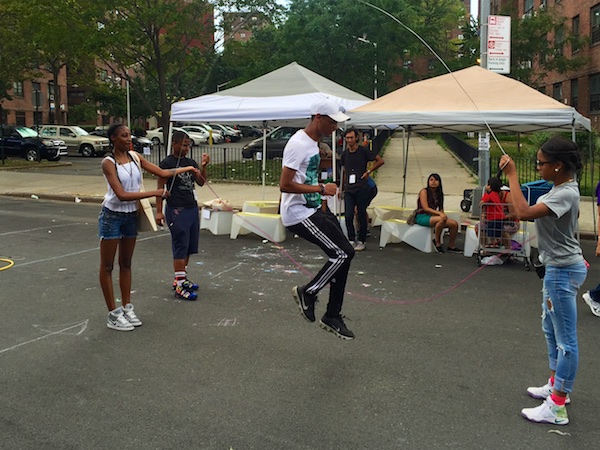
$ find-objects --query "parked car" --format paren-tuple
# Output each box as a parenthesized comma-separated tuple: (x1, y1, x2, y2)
(146, 126, 208, 146)
(180, 126, 210, 144)
(208, 123, 241, 142)
(242, 126, 300, 159)
(192, 123, 225, 144)
(90, 129, 153, 153)
(38, 125, 110, 157)
(235, 124, 262, 138)
(0, 126, 68, 161)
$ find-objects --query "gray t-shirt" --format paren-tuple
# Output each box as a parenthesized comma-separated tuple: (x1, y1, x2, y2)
(536, 181, 582, 267)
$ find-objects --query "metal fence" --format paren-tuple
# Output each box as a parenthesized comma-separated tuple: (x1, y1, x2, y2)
(442, 133, 597, 196)
(143, 144, 283, 185)
(143, 131, 394, 185)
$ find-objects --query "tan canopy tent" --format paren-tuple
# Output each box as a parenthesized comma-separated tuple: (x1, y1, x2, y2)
(347, 66, 591, 133)
(347, 65, 592, 206)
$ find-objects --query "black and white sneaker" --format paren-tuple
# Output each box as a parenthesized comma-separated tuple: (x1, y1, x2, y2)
(292, 285, 317, 322)
(319, 314, 355, 340)
(447, 247, 462, 254)
(433, 240, 444, 253)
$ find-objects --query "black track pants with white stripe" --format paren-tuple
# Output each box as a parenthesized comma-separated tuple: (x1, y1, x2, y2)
(287, 209, 355, 317)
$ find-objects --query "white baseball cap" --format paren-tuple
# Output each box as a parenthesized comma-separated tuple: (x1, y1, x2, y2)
(310, 99, 350, 123)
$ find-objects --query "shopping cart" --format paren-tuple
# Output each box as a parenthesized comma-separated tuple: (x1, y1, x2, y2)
(476, 200, 532, 269)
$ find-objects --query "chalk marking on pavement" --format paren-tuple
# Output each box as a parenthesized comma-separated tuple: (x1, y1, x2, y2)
(0, 320, 88, 355)
(210, 263, 242, 279)
(0, 223, 86, 236)
(10, 232, 169, 268)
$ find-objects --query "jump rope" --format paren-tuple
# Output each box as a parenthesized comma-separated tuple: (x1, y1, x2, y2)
(153, 5, 552, 306)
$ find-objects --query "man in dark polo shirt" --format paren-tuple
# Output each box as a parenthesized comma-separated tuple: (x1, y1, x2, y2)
(341, 128, 384, 251)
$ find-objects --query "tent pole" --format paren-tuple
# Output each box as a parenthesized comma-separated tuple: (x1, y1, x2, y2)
(331, 129, 338, 216)
(402, 128, 409, 207)
(166, 122, 174, 158)
(589, 130, 596, 240)
(262, 121, 267, 199)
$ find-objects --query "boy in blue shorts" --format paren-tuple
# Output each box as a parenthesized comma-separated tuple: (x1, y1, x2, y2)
(156, 130, 209, 300)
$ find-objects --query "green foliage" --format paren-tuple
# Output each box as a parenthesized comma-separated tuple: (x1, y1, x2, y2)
(67, 102, 98, 125)
(0, 1, 39, 105)
(215, 0, 469, 97)
(503, 6, 588, 86)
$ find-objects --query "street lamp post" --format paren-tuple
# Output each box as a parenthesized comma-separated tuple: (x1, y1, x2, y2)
(357, 36, 378, 100)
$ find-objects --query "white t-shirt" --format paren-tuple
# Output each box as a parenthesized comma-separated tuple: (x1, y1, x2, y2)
(280, 130, 321, 226)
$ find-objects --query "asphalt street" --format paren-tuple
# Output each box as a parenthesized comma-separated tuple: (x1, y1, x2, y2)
(2, 196, 600, 449)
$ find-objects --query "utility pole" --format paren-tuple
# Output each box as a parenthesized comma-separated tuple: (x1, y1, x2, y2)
(478, 0, 491, 191)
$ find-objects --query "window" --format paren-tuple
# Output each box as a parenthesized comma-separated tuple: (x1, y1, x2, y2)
(572, 15, 580, 53)
(592, 5, 600, 45)
(524, 0, 534, 16)
(12, 81, 23, 97)
(571, 79, 579, 109)
(31, 82, 41, 108)
(553, 82, 563, 101)
(555, 27, 565, 57)
(16, 112, 26, 127)
(590, 74, 600, 112)
(41, 126, 57, 137)
(100, 69, 108, 81)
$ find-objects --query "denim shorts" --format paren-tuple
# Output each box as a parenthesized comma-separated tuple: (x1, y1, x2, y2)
(98, 206, 138, 240)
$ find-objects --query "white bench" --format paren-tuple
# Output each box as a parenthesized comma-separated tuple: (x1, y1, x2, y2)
(373, 205, 461, 229)
(379, 219, 433, 253)
(230, 212, 287, 243)
(242, 200, 280, 214)
(200, 208, 235, 235)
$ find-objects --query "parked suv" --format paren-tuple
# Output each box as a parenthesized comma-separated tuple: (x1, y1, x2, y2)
(242, 127, 300, 159)
(90, 128, 152, 153)
(38, 125, 110, 157)
(0, 126, 68, 161)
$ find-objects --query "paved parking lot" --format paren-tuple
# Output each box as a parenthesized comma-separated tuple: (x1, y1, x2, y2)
(2, 196, 600, 449)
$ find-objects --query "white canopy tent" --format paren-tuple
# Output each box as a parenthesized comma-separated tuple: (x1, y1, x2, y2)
(171, 61, 370, 126)
(346, 66, 592, 204)
(170, 62, 371, 198)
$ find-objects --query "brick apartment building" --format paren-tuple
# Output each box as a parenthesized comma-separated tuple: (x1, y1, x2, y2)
(485, 0, 600, 131)
(3, 69, 68, 128)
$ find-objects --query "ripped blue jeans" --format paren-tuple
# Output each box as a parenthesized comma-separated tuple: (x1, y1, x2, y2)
(541, 261, 587, 393)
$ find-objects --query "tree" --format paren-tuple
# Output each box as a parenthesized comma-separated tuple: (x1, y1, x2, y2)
(12, 0, 97, 124)
(0, 2, 38, 107)
(242, 0, 468, 98)
(69, 0, 218, 141)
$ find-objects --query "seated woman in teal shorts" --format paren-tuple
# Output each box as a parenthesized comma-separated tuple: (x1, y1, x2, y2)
(415, 173, 460, 253)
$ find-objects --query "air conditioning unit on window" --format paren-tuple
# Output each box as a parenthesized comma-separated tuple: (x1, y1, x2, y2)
(520, 60, 532, 69)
